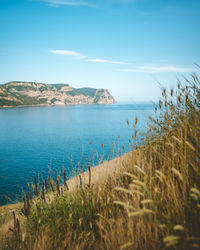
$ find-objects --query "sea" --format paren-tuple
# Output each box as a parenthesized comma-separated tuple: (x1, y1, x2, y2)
(0, 103, 155, 205)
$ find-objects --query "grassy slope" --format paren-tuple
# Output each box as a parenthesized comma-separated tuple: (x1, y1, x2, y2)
(0, 74, 200, 249)
(0, 151, 138, 246)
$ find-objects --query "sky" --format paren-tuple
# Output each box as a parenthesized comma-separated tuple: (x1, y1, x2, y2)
(0, 0, 199, 101)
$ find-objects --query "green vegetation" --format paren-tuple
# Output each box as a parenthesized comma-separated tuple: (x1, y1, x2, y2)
(49, 84, 70, 90)
(0, 73, 199, 249)
(67, 87, 97, 97)
(5, 85, 36, 92)
(0, 99, 22, 106)
(94, 89, 105, 103)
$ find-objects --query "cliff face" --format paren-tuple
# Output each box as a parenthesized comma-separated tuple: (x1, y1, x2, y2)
(0, 82, 115, 107)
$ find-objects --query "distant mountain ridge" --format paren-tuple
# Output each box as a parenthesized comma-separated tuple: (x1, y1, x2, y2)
(0, 81, 115, 107)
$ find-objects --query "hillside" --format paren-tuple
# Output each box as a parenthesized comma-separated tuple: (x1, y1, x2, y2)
(0, 81, 115, 107)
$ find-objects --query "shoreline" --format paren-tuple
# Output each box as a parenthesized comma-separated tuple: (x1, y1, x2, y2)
(0, 150, 135, 210)
(0, 102, 116, 109)
(0, 149, 139, 241)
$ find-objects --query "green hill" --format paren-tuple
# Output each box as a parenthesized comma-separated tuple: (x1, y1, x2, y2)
(0, 81, 115, 107)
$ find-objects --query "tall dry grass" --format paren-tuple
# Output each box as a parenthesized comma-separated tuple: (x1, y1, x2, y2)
(110, 72, 200, 249)
(0, 73, 199, 250)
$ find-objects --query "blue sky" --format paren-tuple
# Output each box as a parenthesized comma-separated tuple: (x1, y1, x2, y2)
(0, 0, 199, 101)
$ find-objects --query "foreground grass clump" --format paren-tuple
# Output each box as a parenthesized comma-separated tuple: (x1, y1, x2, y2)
(1, 73, 200, 250)
(111, 73, 200, 250)
(25, 189, 102, 249)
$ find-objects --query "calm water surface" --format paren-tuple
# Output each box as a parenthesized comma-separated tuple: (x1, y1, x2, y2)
(0, 103, 154, 205)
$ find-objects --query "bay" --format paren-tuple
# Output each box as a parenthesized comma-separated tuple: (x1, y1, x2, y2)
(0, 103, 154, 205)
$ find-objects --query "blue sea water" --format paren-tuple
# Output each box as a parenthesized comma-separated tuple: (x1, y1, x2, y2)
(0, 103, 154, 205)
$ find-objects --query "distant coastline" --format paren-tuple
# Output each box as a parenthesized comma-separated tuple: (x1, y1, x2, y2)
(0, 81, 115, 107)
(0, 102, 116, 109)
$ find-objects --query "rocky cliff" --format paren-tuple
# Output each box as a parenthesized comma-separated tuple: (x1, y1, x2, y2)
(0, 81, 115, 107)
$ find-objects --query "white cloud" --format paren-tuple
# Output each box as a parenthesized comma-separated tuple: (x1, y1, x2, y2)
(41, 0, 96, 7)
(120, 65, 195, 73)
(87, 58, 127, 65)
(49, 50, 127, 65)
(120, 69, 157, 73)
(138, 66, 194, 72)
(48, 51, 195, 73)
(49, 50, 86, 58)
(40, 0, 136, 7)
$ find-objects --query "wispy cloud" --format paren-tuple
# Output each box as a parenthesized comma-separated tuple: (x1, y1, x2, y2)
(139, 66, 194, 72)
(48, 51, 195, 73)
(120, 65, 195, 73)
(49, 50, 86, 58)
(49, 50, 127, 64)
(87, 58, 127, 65)
(40, 0, 137, 8)
(41, 0, 96, 7)
(120, 69, 156, 73)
